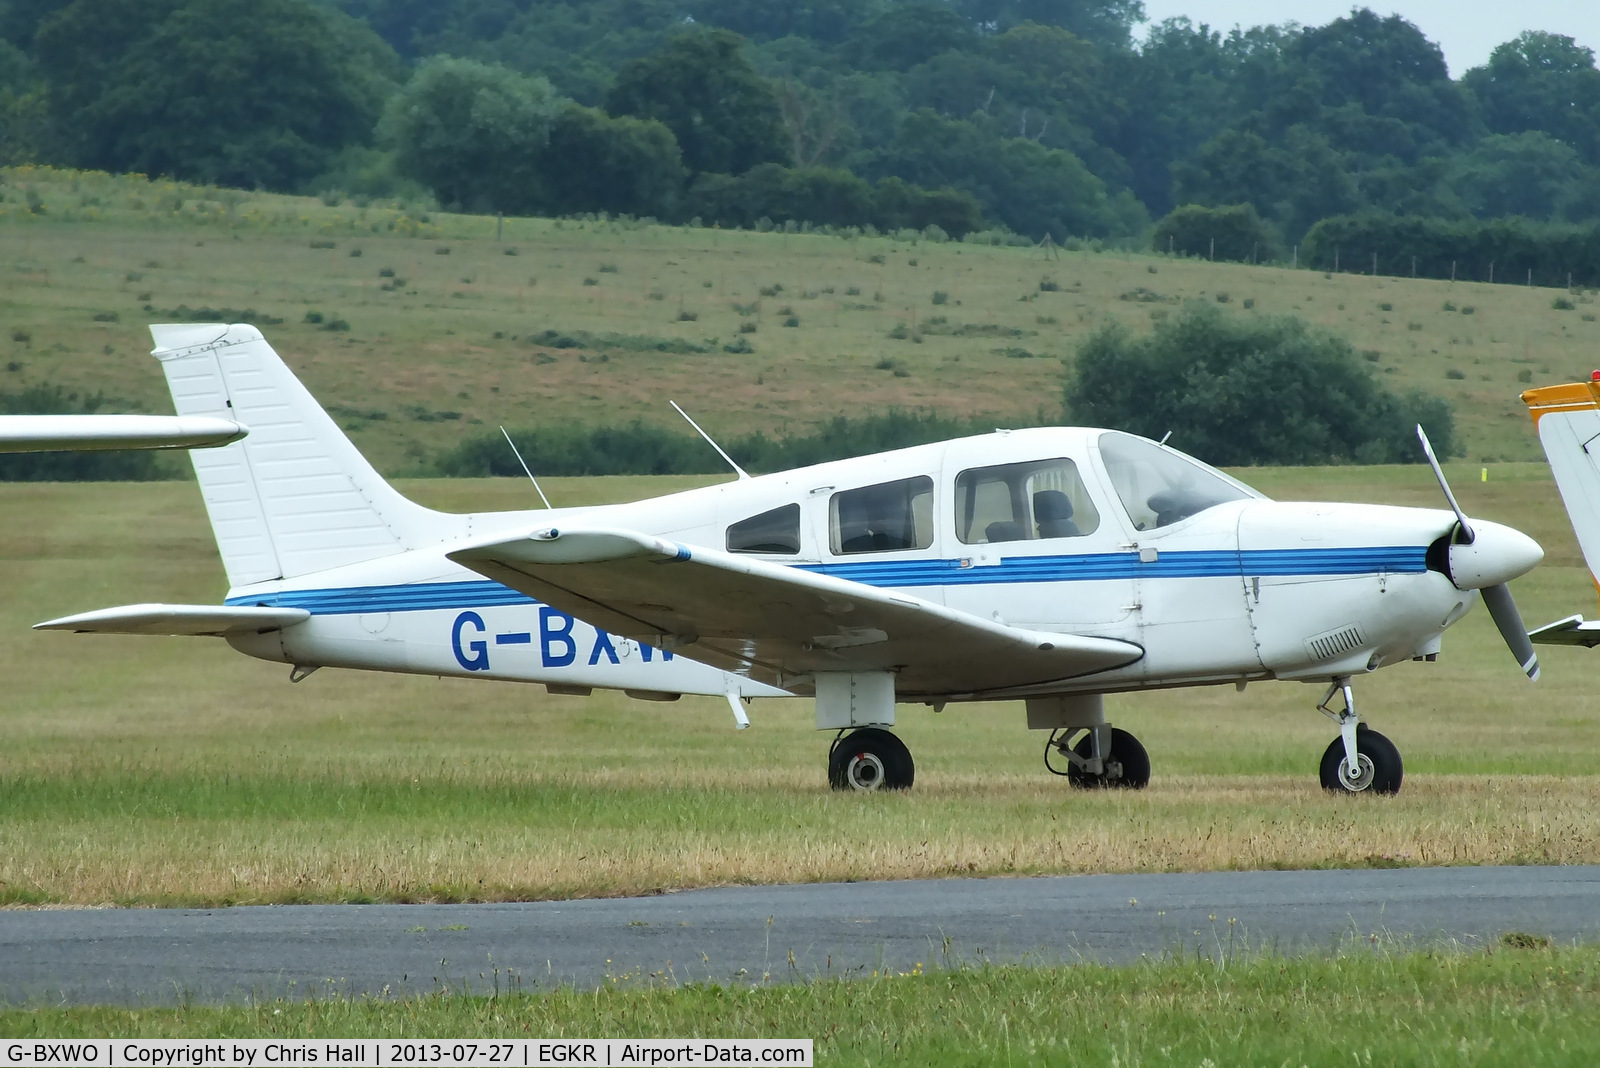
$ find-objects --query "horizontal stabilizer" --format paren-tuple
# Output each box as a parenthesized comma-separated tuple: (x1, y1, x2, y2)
(0, 414, 245, 453)
(449, 525, 1144, 697)
(1528, 614, 1600, 648)
(34, 603, 309, 637)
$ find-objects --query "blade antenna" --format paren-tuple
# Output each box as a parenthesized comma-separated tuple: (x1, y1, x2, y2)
(670, 401, 749, 480)
(1416, 424, 1472, 543)
(500, 426, 552, 509)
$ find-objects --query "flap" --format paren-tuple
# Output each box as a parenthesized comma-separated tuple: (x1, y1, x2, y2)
(35, 603, 309, 637)
(448, 526, 1143, 697)
(1529, 614, 1600, 648)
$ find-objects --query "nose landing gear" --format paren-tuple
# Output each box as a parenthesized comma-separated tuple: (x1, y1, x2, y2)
(1315, 677, 1403, 794)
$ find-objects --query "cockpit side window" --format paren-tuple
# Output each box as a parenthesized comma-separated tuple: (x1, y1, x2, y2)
(955, 458, 1100, 544)
(1097, 431, 1250, 531)
(830, 476, 935, 554)
(726, 503, 800, 554)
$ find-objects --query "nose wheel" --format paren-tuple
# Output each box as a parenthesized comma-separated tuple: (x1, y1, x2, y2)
(828, 727, 915, 791)
(1315, 678, 1404, 794)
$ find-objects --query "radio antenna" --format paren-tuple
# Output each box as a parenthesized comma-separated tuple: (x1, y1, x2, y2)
(670, 401, 750, 480)
(499, 426, 552, 508)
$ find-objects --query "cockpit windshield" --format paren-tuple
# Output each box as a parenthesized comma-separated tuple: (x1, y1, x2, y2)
(1097, 432, 1256, 530)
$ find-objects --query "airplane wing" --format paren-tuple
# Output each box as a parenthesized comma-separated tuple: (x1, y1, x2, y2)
(448, 526, 1143, 697)
(1528, 614, 1600, 648)
(0, 415, 246, 452)
(34, 603, 308, 637)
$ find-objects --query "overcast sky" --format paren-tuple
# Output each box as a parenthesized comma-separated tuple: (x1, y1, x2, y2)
(1135, 1, 1600, 76)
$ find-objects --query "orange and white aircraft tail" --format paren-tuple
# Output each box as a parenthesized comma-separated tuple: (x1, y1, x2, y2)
(1523, 377, 1600, 647)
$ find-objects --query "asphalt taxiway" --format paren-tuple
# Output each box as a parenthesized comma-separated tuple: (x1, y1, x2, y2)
(4, 865, 1598, 1005)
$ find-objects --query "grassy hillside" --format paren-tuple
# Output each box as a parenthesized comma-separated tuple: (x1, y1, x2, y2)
(2, 166, 1596, 474)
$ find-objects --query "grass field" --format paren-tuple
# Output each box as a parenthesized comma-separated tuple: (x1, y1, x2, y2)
(4, 941, 1598, 1065)
(1, 461, 1596, 909)
(3, 166, 1597, 472)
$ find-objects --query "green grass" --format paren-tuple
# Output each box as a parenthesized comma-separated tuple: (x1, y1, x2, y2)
(5, 942, 1600, 1065)
(2, 165, 1595, 474)
(2, 464, 1599, 906)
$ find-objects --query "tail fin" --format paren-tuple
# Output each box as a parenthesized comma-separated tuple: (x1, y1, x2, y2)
(152, 323, 466, 588)
(1524, 380, 1600, 591)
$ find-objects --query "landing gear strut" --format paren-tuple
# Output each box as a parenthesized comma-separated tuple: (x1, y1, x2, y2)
(828, 727, 915, 791)
(1315, 677, 1403, 794)
(1045, 726, 1151, 789)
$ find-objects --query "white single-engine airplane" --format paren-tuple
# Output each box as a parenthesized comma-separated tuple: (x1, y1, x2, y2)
(37, 324, 1547, 795)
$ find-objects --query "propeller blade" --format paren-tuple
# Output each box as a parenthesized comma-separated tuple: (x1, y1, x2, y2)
(1482, 582, 1540, 681)
(1416, 424, 1474, 543)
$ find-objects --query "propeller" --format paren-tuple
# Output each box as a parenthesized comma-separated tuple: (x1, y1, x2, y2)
(1416, 425, 1542, 681)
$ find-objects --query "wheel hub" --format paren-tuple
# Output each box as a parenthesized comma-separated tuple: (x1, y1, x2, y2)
(1337, 752, 1376, 792)
(845, 752, 885, 790)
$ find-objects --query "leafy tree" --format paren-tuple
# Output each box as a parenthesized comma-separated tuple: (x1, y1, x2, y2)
(1448, 132, 1586, 220)
(385, 56, 561, 212)
(1463, 32, 1600, 164)
(540, 103, 685, 218)
(868, 109, 1135, 240)
(1065, 302, 1455, 466)
(954, 0, 1146, 49)
(34, 0, 396, 190)
(605, 29, 788, 175)
(1152, 203, 1278, 262)
(847, 3, 975, 72)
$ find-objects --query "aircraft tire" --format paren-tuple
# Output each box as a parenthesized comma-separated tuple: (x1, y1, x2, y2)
(828, 728, 915, 791)
(1067, 727, 1150, 789)
(1319, 725, 1403, 795)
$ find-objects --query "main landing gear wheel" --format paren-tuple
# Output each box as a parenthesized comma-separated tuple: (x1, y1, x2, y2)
(1319, 725, 1403, 795)
(828, 727, 915, 791)
(1048, 727, 1151, 789)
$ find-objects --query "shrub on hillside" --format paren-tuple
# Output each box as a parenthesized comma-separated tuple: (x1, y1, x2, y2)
(1302, 214, 1600, 287)
(1064, 303, 1454, 466)
(1152, 203, 1280, 263)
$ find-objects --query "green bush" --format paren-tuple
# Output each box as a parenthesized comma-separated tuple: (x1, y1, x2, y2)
(1302, 214, 1600, 287)
(1152, 204, 1280, 263)
(1064, 303, 1454, 466)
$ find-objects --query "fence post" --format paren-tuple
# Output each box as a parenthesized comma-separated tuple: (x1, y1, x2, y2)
(1489, 260, 1495, 284)
(1412, 256, 1416, 278)
(1528, 268, 1532, 286)
(1451, 260, 1456, 282)
(1209, 237, 1214, 261)
(1292, 245, 1298, 269)
(1335, 247, 1340, 272)
(1372, 252, 1377, 276)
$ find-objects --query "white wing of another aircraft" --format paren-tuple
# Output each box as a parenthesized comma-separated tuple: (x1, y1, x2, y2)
(0, 414, 246, 452)
(449, 525, 1143, 696)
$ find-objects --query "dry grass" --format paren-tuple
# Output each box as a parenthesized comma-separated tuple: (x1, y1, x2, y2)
(1, 166, 1595, 472)
(2, 466, 1598, 906)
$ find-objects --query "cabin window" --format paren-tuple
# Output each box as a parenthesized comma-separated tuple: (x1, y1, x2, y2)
(726, 504, 801, 555)
(1098, 431, 1251, 530)
(955, 458, 1100, 544)
(830, 476, 935, 554)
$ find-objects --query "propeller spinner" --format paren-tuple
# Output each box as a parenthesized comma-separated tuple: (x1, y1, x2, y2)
(1416, 425, 1544, 680)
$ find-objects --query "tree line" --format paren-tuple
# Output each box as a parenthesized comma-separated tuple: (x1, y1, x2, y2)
(3, 1, 1598, 245)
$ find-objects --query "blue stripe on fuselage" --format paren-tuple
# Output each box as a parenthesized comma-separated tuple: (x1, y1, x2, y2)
(223, 546, 1427, 615)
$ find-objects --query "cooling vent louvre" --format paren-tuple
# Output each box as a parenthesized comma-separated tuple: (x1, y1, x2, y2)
(1305, 624, 1365, 662)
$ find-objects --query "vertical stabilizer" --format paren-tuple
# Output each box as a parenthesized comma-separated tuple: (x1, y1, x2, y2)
(1524, 380, 1600, 592)
(151, 324, 465, 587)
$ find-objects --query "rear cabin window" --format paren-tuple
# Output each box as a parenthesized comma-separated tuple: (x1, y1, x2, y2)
(726, 504, 801, 555)
(955, 458, 1100, 544)
(830, 476, 935, 554)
